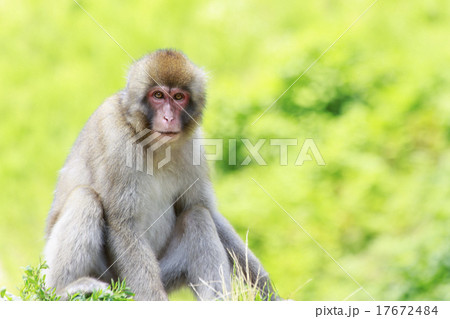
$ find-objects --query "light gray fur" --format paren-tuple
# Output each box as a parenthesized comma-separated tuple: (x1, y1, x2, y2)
(43, 50, 277, 301)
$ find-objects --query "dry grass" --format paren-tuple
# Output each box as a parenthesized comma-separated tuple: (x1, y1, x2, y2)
(190, 232, 274, 301)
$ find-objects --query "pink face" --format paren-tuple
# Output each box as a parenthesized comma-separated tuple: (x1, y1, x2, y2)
(147, 86, 190, 135)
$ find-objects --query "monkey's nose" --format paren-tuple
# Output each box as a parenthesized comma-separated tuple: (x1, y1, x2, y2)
(163, 115, 174, 122)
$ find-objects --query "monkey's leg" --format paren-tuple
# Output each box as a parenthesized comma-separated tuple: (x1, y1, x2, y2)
(160, 206, 232, 300)
(212, 212, 279, 300)
(44, 186, 111, 298)
(105, 223, 168, 301)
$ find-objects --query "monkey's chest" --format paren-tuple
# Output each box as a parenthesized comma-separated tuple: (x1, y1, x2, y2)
(133, 176, 178, 257)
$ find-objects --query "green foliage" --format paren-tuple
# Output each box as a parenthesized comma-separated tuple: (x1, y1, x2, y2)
(1, 0, 450, 300)
(1, 262, 134, 301)
(19, 262, 59, 301)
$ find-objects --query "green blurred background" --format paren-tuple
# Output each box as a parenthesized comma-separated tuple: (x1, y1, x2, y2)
(1, 0, 449, 300)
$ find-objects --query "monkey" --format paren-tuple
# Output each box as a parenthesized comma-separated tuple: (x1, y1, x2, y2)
(43, 49, 278, 301)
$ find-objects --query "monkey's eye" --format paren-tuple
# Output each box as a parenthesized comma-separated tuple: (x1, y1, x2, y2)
(153, 91, 164, 99)
(173, 93, 184, 101)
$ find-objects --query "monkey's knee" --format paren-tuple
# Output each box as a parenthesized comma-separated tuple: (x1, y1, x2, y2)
(178, 206, 216, 231)
(44, 186, 106, 290)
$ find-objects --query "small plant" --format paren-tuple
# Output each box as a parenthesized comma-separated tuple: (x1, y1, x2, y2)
(0, 286, 17, 301)
(19, 262, 60, 300)
(1, 261, 134, 301)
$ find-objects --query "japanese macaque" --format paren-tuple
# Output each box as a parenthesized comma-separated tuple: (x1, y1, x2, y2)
(43, 49, 278, 300)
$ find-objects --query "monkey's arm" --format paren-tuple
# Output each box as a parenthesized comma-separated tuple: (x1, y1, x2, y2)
(211, 212, 279, 300)
(189, 157, 279, 300)
(105, 221, 168, 301)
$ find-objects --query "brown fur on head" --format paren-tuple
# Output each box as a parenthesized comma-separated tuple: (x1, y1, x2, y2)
(147, 50, 195, 88)
(124, 49, 207, 136)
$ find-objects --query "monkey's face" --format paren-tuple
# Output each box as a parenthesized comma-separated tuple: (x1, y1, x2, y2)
(125, 50, 206, 139)
(146, 85, 191, 137)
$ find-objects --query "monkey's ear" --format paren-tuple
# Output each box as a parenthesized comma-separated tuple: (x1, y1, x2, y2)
(124, 57, 153, 106)
(188, 66, 208, 108)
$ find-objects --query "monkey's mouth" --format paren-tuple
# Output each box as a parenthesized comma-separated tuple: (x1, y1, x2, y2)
(155, 131, 180, 137)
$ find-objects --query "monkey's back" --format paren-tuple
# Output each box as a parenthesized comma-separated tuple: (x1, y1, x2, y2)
(45, 93, 128, 236)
